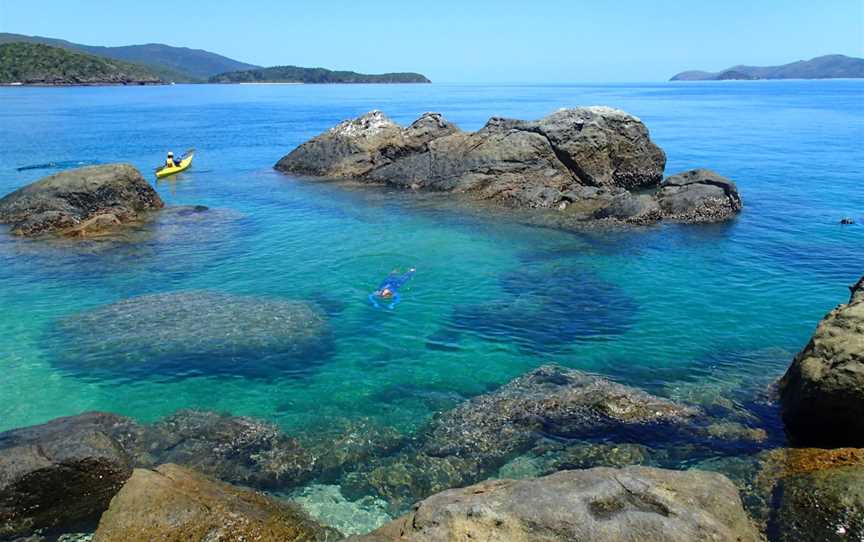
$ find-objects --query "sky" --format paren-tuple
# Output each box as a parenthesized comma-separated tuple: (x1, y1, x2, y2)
(1, 0, 862, 82)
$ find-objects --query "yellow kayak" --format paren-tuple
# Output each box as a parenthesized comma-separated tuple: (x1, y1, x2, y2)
(156, 150, 194, 179)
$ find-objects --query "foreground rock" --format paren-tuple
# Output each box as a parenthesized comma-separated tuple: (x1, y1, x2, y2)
(0, 409, 397, 537)
(779, 276, 864, 446)
(93, 464, 337, 542)
(51, 291, 331, 379)
(350, 467, 760, 542)
(0, 413, 139, 539)
(757, 447, 864, 541)
(0, 164, 163, 236)
(275, 109, 742, 225)
(343, 365, 699, 508)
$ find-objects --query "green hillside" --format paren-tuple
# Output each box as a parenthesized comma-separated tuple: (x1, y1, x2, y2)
(0, 42, 163, 85)
(0, 33, 259, 81)
(210, 65, 431, 84)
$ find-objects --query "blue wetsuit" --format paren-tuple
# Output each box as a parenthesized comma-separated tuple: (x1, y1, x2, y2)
(369, 269, 415, 309)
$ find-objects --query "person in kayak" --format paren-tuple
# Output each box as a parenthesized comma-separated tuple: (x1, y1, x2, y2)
(165, 152, 181, 168)
(369, 268, 416, 309)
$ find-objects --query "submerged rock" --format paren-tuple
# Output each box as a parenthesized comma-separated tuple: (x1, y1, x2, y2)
(0, 412, 139, 539)
(779, 276, 864, 446)
(92, 464, 337, 542)
(422, 365, 696, 461)
(301, 418, 406, 483)
(656, 169, 743, 223)
(276, 109, 742, 225)
(51, 291, 331, 380)
(0, 164, 163, 237)
(342, 365, 698, 509)
(350, 467, 760, 542)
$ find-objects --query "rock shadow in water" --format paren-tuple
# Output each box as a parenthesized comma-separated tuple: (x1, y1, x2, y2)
(433, 264, 637, 354)
(45, 291, 334, 381)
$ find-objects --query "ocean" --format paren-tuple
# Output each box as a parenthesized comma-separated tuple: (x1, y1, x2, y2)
(0, 81, 862, 529)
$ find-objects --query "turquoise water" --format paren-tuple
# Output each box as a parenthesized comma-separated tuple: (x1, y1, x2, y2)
(0, 82, 862, 452)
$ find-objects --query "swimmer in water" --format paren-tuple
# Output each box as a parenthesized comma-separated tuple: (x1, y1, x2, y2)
(370, 268, 416, 309)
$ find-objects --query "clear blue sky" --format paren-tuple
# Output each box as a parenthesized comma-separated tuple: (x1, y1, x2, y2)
(1, 0, 862, 82)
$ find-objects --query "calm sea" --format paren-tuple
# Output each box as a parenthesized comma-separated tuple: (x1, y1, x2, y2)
(0, 82, 862, 524)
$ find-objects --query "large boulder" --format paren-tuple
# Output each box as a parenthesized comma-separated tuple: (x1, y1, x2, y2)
(49, 291, 332, 380)
(656, 169, 743, 223)
(92, 463, 337, 542)
(349, 467, 760, 542)
(276, 108, 667, 210)
(779, 276, 864, 446)
(0, 164, 163, 236)
(0, 412, 140, 539)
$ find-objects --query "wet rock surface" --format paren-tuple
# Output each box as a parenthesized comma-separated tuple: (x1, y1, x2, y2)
(276, 109, 742, 225)
(779, 276, 864, 446)
(349, 467, 760, 542)
(0, 413, 138, 540)
(757, 447, 864, 541)
(49, 291, 332, 380)
(0, 164, 163, 237)
(92, 464, 338, 542)
(131, 410, 318, 489)
(656, 168, 743, 223)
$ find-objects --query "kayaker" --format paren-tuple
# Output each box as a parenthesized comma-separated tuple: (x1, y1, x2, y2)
(165, 152, 181, 168)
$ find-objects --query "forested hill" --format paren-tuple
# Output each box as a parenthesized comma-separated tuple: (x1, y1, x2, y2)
(0, 42, 163, 85)
(0, 32, 259, 81)
(209, 65, 431, 84)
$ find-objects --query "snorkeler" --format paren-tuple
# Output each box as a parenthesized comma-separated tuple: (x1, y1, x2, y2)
(369, 268, 416, 309)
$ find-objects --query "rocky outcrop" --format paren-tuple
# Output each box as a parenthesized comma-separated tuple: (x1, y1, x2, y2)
(275, 109, 743, 225)
(349, 467, 760, 542)
(0, 409, 397, 538)
(0, 164, 163, 237)
(779, 276, 864, 446)
(342, 365, 699, 509)
(51, 291, 332, 379)
(0, 412, 139, 539)
(655, 169, 743, 223)
(92, 464, 337, 542)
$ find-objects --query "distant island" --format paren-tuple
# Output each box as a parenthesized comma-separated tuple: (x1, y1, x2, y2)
(0, 42, 163, 85)
(209, 66, 431, 84)
(0, 32, 257, 82)
(671, 54, 864, 81)
(0, 32, 430, 86)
